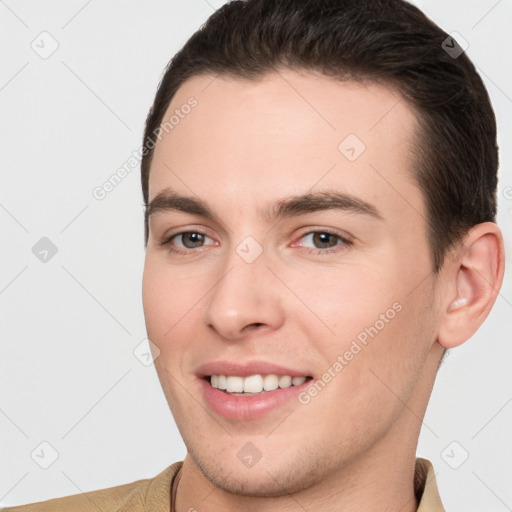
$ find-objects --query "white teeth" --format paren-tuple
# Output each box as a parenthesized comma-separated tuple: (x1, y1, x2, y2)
(243, 374, 264, 393)
(278, 375, 292, 388)
(226, 376, 244, 393)
(217, 375, 227, 390)
(209, 374, 309, 394)
(263, 374, 279, 391)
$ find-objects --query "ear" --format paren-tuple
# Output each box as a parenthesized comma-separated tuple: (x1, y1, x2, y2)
(437, 222, 505, 349)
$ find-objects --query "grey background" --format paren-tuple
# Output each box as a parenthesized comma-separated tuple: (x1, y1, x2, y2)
(0, 0, 511, 509)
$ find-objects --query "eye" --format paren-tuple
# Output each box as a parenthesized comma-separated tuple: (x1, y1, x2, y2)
(295, 230, 352, 255)
(161, 230, 216, 254)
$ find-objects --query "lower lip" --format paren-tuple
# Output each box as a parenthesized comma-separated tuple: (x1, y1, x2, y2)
(199, 378, 312, 421)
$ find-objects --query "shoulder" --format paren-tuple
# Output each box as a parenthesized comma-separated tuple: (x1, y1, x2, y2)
(0, 461, 183, 512)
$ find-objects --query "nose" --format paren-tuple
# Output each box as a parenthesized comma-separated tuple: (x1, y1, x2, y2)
(203, 248, 285, 341)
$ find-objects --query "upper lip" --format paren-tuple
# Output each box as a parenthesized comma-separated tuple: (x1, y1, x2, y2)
(196, 360, 312, 378)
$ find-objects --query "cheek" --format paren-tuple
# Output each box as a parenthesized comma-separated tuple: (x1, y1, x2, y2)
(289, 263, 433, 390)
(287, 263, 401, 345)
(142, 257, 204, 412)
(142, 256, 198, 340)
(142, 258, 166, 336)
(142, 254, 218, 375)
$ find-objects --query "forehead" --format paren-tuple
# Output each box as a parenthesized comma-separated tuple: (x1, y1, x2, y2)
(148, 69, 423, 222)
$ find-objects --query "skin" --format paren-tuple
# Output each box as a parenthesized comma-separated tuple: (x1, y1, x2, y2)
(142, 69, 504, 512)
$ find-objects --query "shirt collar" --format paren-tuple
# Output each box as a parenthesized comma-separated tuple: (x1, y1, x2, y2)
(117, 457, 445, 511)
(415, 457, 446, 512)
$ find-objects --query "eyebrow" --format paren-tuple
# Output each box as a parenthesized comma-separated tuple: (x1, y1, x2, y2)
(145, 188, 384, 225)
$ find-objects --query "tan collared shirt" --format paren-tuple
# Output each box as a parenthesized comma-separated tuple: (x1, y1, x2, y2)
(1, 457, 445, 511)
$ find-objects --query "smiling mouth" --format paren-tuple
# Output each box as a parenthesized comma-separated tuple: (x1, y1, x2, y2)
(205, 374, 314, 396)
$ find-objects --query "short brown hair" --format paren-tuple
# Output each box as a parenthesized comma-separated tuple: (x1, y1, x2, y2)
(141, 0, 498, 272)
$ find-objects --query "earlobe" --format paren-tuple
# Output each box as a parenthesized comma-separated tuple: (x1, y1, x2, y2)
(437, 222, 505, 349)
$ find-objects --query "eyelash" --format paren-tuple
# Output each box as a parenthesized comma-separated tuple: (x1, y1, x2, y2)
(296, 230, 353, 255)
(160, 229, 353, 256)
(161, 230, 213, 255)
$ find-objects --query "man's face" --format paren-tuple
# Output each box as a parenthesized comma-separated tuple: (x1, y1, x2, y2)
(142, 70, 444, 496)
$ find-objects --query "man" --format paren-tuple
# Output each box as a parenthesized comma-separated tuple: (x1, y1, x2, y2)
(4, 0, 504, 510)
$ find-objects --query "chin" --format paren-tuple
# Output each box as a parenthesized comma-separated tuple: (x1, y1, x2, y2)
(189, 444, 324, 498)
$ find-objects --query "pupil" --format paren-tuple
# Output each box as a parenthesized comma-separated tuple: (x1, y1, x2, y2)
(314, 233, 336, 248)
(184, 232, 203, 248)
